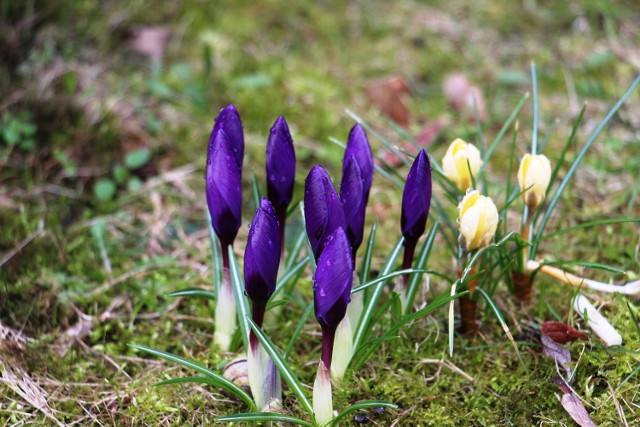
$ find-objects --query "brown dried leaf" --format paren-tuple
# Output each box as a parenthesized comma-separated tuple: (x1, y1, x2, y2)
(442, 73, 486, 123)
(541, 321, 589, 344)
(54, 312, 93, 357)
(366, 75, 411, 126)
(541, 333, 572, 378)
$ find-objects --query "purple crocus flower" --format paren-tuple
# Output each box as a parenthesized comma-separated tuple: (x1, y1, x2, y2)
(343, 124, 374, 201)
(304, 165, 346, 261)
(339, 155, 365, 260)
(210, 104, 244, 169)
(313, 226, 353, 369)
(399, 149, 432, 299)
(206, 128, 243, 248)
(266, 116, 295, 246)
(244, 197, 281, 346)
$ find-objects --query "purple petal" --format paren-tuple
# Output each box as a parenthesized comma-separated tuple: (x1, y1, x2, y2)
(313, 227, 353, 329)
(244, 198, 281, 303)
(343, 124, 374, 201)
(206, 129, 242, 246)
(208, 104, 244, 169)
(401, 149, 432, 243)
(304, 165, 346, 260)
(266, 116, 296, 211)
(340, 156, 365, 255)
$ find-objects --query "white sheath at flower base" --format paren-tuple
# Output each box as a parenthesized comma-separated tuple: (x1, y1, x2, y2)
(248, 342, 282, 411)
(517, 153, 552, 210)
(346, 273, 363, 332)
(214, 272, 236, 351)
(457, 189, 499, 251)
(313, 361, 334, 427)
(573, 295, 622, 346)
(442, 138, 482, 191)
(330, 315, 353, 381)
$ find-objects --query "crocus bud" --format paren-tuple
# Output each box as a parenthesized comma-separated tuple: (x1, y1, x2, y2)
(457, 189, 499, 252)
(343, 124, 374, 201)
(340, 156, 365, 258)
(244, 198, 282, 311)
(517, 153, 551, 210)
(401, 149, 432, 245)
(304, 166, 347, 260)
(266, 116, 296, 215)
(211, 104, 244, 169)
(442, 138, 482, 191)
(206, 107, 244, 247)
(314, 227, 353, 369)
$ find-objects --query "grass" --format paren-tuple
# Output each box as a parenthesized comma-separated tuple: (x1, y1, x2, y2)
(1, 0, 640, 425)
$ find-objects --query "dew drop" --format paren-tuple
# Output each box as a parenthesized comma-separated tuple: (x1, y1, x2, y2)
(270, 174, 276, 182)
(268, 239, 272, 246)
(280, 175, 286, 183)
(325, 260, 331, 267)
(319, 289, 326, 297)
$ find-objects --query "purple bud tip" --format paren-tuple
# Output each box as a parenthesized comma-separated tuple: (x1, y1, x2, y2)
(313, 227, 353, 331)
(343, 124, 374, 201)
(209, 104, 244, 169)
(304, 165, 346, 260)
(266, 115, 296, 211)
(244, 197, 282, 305)
(401, 149, 432, 244)
(340, 155, 365, 257)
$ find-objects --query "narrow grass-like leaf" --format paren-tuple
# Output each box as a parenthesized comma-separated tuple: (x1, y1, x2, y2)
(504, 121, 518, 234)
(360, 221, 377, 284)
(538, 118, 559, 153)
(167, 288, 216, 299)
(217, 412, 315, 427)
(273, 256, 310, 297)
(475, 288, 527, 372)
(541, 260, 626, 275)
(352, 269, 448, 293)
(286, 227, 307, 270)
(405, 223, 439, 313)
(536, 217, 640, 242)
(247, 317, 314, 417)
(229, 246, 251, 352)
(352, 237, 404, 352)
(250, 171, 261, 210)
(129, 344, 255, 409)
(533, 75, 640, 257)
(331, 401, 398, 426)
(208, 214, 222, 296)
(352, 290, 466, 371)
(284, 301, 314, 360)
(299, 202, 317, 271)
(476, 92, 529, 179)
(530, 62, 539, 155)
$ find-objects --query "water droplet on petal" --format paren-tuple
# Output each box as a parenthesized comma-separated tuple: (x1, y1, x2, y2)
(325, 260, 331, 267)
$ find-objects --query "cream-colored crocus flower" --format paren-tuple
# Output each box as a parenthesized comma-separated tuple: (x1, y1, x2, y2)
(517, 153, 551, 210)
(442, 138, 482, 191)
(458, 189, 499, 251)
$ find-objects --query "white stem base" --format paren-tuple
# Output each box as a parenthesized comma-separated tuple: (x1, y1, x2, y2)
(214, 273, 236, 352)
(573, 295, 622, 346)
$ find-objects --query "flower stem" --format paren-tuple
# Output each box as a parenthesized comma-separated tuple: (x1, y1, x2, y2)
(458, 265, 478, 334)
(250, 301, 266, 351)
(320, 324, 337, 371)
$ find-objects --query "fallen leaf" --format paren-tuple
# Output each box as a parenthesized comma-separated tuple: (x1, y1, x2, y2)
(554, 378, 597, 427)
(366, 75, 411, 126)
(130, 26, 170, 64)
(54, 311, 93, 357)
(541, 321, 589, 344)
(541, 333, 572, 378)
(442, 73, 486, 123)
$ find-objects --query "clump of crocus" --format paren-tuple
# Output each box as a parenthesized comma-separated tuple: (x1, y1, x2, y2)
(312, 227, 353, 426)
(397, 149, 432, 311)
(266, 116, 296, 252)
(304, 165, 346, 261)
(244, 197, 282, 410)
(206, 104, 244, 351)
(456, 188, 498, 333)
(442, 138, 482, 192)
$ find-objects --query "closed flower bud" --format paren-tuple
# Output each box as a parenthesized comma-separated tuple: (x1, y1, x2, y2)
(340, 156, 365, 257)
(401, 149, 432, 245)
(517, 153, 551, 210)
(206, 106, 244, 247)
(458, 189, 499, 251)
(343, 124, 374, 201)
(442, 138, 482, 191)
(266, 116, 296, 213)
(304, 166, 347, 260)
(244, 198, 281, 305)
